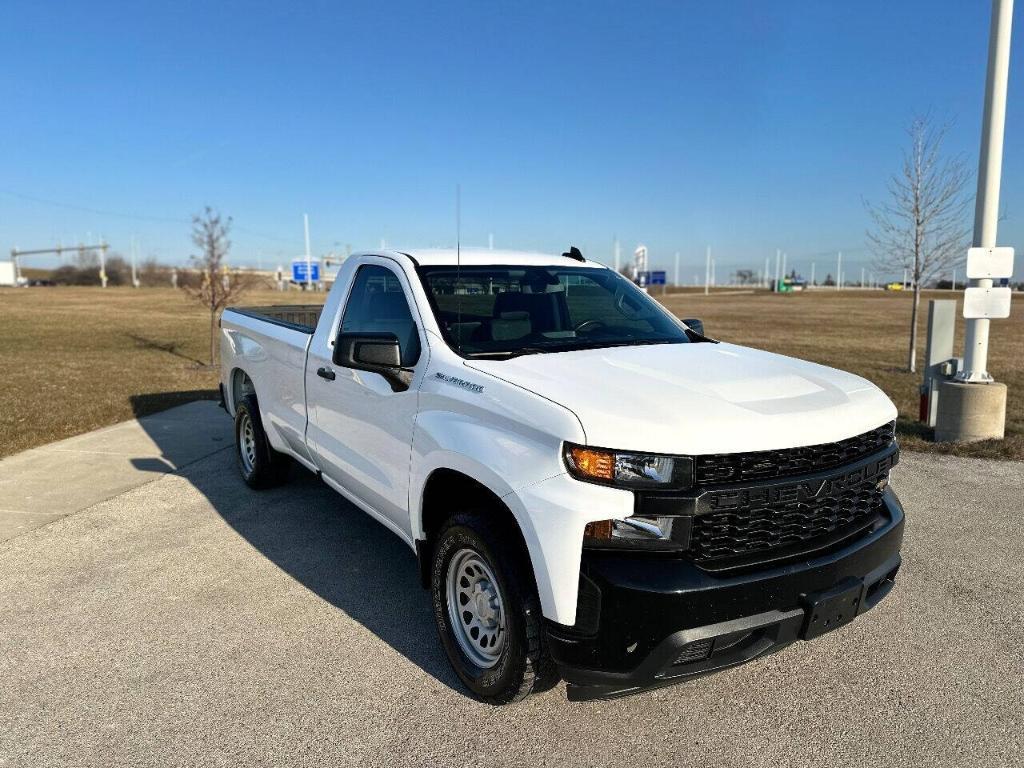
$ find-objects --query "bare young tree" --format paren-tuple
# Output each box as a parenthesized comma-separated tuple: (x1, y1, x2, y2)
(865, 116, 971, 373)
(184, 207, 251, 365)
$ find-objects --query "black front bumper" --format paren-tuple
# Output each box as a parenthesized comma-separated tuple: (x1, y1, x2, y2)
(546, 488, 905, 701)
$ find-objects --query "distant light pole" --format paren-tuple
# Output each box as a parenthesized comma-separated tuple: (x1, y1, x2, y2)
(704, 246, 711, 295)
(836, 252, 842, 290)
(303, 214, 312, 290)
(130, 235, 139, 288)
(97, 236, 108, 288)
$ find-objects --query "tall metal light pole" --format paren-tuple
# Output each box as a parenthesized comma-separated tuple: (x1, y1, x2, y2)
(960, 0, 1013, 382)
(937, 0, 1013, 442)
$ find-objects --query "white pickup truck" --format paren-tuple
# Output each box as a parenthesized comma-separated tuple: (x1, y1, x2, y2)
(220, 248, 904, 703)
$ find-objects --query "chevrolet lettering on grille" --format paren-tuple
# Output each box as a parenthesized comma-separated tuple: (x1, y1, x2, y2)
(704, 451, 898, 512)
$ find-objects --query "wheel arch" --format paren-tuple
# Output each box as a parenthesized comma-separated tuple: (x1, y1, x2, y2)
(229, 367, 257, 414)
(414, 467, 538, 600)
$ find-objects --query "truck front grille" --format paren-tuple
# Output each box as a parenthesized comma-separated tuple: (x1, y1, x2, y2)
(693, 422, 895, 486)
(688, 445, 897, 570)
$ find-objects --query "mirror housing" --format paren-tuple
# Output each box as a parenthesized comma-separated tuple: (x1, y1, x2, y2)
(335, 332, 412, 392)
(682, 318, 705, 337)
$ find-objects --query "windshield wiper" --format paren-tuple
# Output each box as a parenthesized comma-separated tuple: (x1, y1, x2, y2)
(562, 338, 680, 351)
(462, 347, 551, 360)
(464, 338, 683, 360)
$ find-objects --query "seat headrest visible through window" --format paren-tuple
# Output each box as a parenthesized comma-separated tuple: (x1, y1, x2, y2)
(493, 291, 532, 317)
(367, 290, 410, 320)
(492, 291, 564, 332)
(491, 314, 532, 341)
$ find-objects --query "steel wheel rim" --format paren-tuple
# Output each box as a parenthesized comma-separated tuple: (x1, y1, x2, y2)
(239, 412, 257, 473)
(446, 548, 506, 668)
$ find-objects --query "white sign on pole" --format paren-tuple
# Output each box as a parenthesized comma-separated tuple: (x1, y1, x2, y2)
(963, 286, 1012, 319)
(966, 246, 1014, 278)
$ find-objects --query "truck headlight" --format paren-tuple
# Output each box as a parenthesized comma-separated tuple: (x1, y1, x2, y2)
(563, 444, 693, 490)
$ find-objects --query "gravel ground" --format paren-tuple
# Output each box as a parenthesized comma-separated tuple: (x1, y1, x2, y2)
(1, 449, 1021, 767)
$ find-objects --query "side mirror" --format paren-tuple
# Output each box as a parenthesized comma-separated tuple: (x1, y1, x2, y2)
(335, 332, 412, 392)
(683, 318, 705, 337)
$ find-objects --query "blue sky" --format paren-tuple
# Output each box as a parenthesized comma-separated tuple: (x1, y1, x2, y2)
(1, 1, 1022, 281)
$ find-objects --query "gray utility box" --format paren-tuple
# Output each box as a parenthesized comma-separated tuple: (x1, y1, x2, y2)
(920, 300, 961, 427)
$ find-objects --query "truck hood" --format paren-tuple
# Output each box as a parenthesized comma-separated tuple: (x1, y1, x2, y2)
(465, 342, 897, 455)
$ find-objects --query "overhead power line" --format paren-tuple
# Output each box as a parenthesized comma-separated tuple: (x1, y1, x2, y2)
(0, 188, 302, 247)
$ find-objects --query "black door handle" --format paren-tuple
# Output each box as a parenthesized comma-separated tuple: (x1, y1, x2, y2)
(316, 366, 336, 381)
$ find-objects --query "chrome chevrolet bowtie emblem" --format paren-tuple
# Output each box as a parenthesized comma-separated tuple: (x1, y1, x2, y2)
(802, 479, 829, 498)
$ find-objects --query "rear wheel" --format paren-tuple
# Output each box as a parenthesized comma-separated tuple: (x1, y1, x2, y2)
(431, 510, 557, 704)
(234, 394, 290, 489)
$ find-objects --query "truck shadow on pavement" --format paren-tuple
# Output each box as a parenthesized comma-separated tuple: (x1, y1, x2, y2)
(129, 395, 463, 695)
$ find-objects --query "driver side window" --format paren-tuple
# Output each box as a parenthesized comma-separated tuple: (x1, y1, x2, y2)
(340, 265, 421, 366)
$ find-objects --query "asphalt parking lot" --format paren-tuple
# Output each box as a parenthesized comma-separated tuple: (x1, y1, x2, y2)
(1, 428, 1022, 767)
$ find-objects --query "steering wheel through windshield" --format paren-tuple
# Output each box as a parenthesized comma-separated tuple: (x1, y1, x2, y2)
(573, 319, 607, 334)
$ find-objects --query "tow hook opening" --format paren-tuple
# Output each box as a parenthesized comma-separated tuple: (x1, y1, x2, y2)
(865, 565, 900, 607)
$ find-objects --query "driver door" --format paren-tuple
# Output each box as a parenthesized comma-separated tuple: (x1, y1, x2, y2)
(306, 262, 424, 539)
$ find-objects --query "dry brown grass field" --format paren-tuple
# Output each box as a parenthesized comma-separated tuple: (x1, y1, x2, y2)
(0, 287, 322, 458)
(0, 285, 1020, 460)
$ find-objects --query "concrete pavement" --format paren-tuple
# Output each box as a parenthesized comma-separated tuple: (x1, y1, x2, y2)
(0, 409, 1022, 767)
(0, 401, 229, 541)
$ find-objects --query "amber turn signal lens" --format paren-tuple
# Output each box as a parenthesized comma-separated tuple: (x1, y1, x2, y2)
(567, 446, 615, 481)
(584, 520, 614, 540)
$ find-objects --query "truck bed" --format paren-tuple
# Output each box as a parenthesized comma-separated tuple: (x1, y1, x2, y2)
(227, 305, 324, 334)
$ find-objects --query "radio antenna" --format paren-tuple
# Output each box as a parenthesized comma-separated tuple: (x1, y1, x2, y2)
(456, 183, 462, 353)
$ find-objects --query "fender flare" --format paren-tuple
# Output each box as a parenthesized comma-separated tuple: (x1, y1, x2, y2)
(411, 451, 549, 609)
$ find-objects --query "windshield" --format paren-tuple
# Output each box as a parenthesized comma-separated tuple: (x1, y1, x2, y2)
(417, 265, 691, 357)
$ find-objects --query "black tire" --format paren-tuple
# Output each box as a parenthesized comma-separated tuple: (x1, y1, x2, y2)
(431, 510, 558, 704)
(234, 394, 290, 489)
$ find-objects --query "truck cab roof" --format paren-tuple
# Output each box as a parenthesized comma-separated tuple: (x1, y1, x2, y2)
(378, 248, 607, 269)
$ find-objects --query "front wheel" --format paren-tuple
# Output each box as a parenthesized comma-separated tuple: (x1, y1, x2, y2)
(431, 511, 557, 704)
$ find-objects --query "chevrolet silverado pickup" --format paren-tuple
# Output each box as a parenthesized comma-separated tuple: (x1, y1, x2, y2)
(219, 248, 904, 703)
